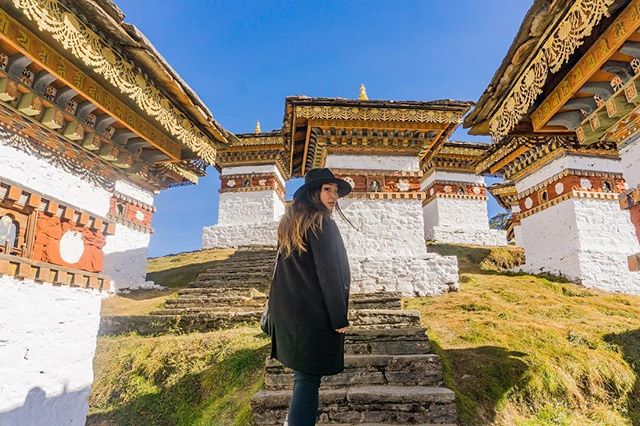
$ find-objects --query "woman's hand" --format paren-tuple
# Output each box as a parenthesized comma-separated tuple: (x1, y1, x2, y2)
(335, 327, 348, 334)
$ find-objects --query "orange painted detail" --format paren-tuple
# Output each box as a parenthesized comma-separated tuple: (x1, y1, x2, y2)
(332, 173, 422, 194)
(425, 181, 487, 198)
(220, 173, 286, 199)
(629, 204, 640, 243)
(108, 196, 154, 230)
(31, 213, 105, 273)
(517, 174, 626, 213)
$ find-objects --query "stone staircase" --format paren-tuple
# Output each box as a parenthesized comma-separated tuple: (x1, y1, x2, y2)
(251, 292, 457, 425)
(99, 246, 278, 335)
(147, 246, 277, 328)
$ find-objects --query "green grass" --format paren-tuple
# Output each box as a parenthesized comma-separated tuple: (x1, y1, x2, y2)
(88, 326, 269, 426)
(405, 269, 640, 425)
(90, 244, 640, 425)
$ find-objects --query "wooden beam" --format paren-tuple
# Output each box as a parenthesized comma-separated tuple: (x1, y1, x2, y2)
(489, 146, 531, 174)
(300, 121, 313, 175)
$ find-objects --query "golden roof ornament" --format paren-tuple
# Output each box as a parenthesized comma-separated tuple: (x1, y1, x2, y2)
(359, 84, 368, 101)
(254, 121, 261, 133)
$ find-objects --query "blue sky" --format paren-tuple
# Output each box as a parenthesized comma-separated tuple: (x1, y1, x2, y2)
(115, 1, 531, 257)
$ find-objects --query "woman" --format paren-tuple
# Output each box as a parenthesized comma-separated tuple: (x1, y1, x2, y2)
(269, 167, 353, 426)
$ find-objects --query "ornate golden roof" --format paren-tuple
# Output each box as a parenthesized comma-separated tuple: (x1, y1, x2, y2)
(464, 0, 624, 139)
(0, 0, 233, 188)
(283, 96, 473, 177)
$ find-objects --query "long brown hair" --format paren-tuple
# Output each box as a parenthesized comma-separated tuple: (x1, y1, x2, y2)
(277, 185, 353, 257)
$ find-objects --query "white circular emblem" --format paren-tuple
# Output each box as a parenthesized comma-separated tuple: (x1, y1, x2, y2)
(396, 179, 410, 192)
(580, 178, 592, 189)
(344, 177, 355, 188)
(59, 231, 85, 264)
(555, 182, 564, 195)
(135, 210, 145, 221)
(226, 179, 236, 187)
(472, 186, 482, 195)
(524, 197, 533, 209)
(429, 188, 435, 196)
(444, 185, 453, 194)
(258, 179, 267, 186)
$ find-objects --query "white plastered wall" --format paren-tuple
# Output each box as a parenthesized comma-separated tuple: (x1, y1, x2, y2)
(421, 171, 507, 246)
(620, 137, 640, 188)
(103, 224, 152, 291)
(103, 180, 156, 292)
(325, 154, 420, 171)
(516, 155, 640, 294)
(0, 276, 101, 426)
(0, 142, 110, 216)
(217, 191, 284, 226)
(202, 164, 285, 248)
(520, 198, 640, 294)
(333, 198, 458, 296)
(326, 151, 459, 296)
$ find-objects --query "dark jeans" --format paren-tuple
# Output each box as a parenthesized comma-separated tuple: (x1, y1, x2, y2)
(286, 369, 322, 426)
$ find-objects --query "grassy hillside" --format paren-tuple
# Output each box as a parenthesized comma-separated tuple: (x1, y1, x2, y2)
(101, 248, 236, 317)
(88, 326, 269, 425)
(90, 245, 640, 425)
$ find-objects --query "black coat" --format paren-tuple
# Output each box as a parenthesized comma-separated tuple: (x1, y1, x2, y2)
(269, 215, 351, 376)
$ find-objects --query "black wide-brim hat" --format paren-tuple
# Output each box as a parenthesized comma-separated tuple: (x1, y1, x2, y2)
(293, 168, 352, 200)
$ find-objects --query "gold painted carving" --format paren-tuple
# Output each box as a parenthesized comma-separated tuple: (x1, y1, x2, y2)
(11, 0, 217, 163)
(159, 162, 199, 184)
(296, 105, 462, 124)
(489, 0, 615, 139)
(532, 0, 640, 131)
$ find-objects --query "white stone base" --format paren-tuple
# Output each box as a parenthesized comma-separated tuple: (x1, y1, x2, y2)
(520, 198, 640, 294)
(423, 197, 506, 246)
(103, 224, 152, 292)
(349, 253, 459, 296)
(427, 227, 508, 246)
(202, 221, 278, 248)
(0, 276, 101, 426)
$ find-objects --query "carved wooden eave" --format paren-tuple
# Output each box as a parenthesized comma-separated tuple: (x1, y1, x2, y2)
(488, 181, 518, 210)
(283, 96, 473, 177)
(215, 130, 289, 179)
(0, 0, 231, 188)
(464, 0, 627, 139)
(473, 134, 619, 181)
(423, 140, 491, 174)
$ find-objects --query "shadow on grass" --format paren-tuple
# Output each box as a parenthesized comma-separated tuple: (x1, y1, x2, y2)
(604, 329, 640, 425)
(427, 243, 524, 275)
(430, 340, 529, 425)
(87, 345, 269, 426)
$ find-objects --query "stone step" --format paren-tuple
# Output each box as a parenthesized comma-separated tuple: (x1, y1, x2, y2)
(187, 279, 270, 289)
(349, 309, 422, 329)
(350, 293, 402, 310)
(162, 299, 266, 309)
(251, 386, 457, 425)
(150, 305, 262, 315)
(198, 269, 273, 277)
(177, 287, 264, 296)
(264, 354, 443, 390)
(165, 294, 266, 305)
(344, 328, 431, 355)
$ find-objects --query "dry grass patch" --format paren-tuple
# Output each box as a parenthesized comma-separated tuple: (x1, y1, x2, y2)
(406, 273, 640, 425)
(88, 325, 269, 426)
(428, 243, 525, 274)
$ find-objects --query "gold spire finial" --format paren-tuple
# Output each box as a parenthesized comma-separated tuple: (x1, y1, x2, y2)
(359, 83, 368, 100)
(254, 120, 261, 133)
